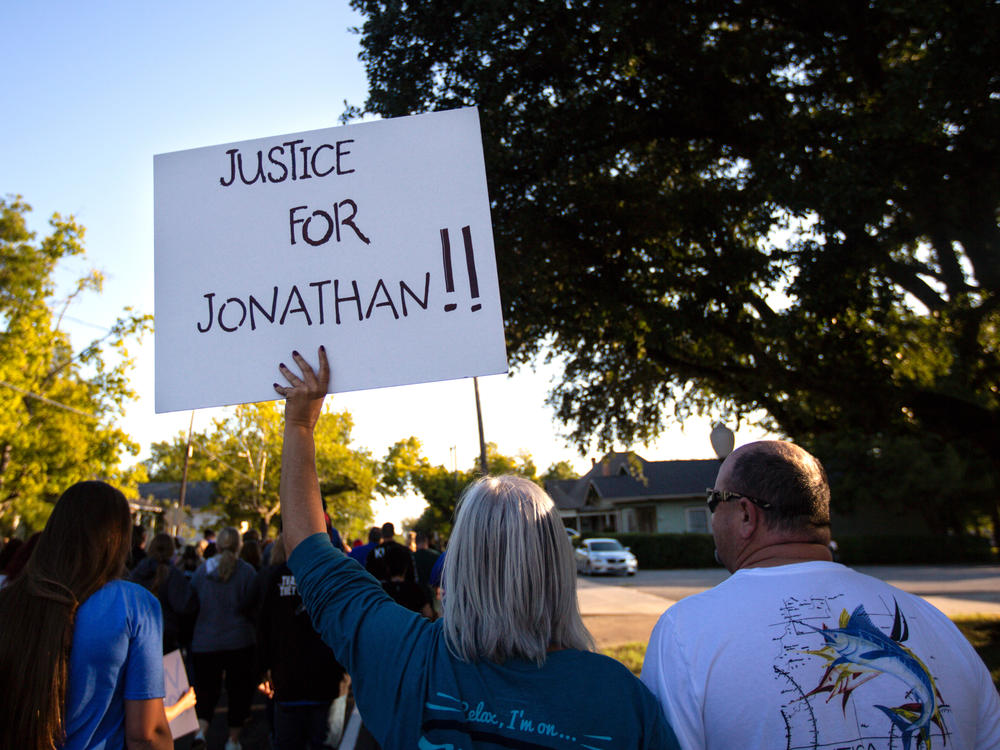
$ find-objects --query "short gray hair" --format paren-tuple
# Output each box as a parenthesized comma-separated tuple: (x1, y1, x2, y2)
(727, 441, 831, 540)
(442, 475, 594, 664)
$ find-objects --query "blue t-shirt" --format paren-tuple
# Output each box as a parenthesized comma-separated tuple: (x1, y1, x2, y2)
(348, 541, 375, 564)
(289, 533, 678, 750)
(429, 549, 446, 588)
(63, 580, 165, 750)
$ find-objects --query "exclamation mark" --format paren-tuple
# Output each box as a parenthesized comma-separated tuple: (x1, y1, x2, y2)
(441, 228, 457, 312)
(462, 225, 482, 312)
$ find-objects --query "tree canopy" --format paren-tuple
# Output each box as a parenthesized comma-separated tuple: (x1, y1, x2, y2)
(380, 437, 542, 534)
(0, 196, 150, 531)
(348, 1, 1000, 523)
(145, 402, 378, 536)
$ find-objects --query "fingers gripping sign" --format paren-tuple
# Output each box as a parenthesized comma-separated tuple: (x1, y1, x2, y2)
(274, 346, 331, 429)
(276, 346, 331, 551)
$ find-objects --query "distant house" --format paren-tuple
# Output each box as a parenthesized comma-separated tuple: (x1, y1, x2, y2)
(137, 481, 218, 510)
(546, 452, 720, 535)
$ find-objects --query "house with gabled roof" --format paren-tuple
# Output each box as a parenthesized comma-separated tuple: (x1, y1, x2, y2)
(546, 452, 721, 534)
(138, 481, 218, 510)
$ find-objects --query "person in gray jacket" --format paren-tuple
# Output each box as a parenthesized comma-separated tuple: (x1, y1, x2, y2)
(189, 526, 257, 750)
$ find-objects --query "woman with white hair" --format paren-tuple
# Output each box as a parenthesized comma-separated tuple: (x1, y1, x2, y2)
(274, 348, 678, 750)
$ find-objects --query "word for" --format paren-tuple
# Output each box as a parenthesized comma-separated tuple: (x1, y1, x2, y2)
(289, 202, 370, 246)
(195, 274, 431, 333)
(219, 139, 355, 187)
(440, 226, 481, 312)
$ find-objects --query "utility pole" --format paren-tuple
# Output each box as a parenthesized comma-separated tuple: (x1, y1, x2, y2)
(256, 449, 268, 537)
(178, 410, 196, 510)
(474, 377, 488, 475)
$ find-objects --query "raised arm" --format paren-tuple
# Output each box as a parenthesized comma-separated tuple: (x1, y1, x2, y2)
(274, 347, 330, 554)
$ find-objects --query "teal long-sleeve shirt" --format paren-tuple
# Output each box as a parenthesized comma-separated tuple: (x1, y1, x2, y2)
(288, 532, 679, 750)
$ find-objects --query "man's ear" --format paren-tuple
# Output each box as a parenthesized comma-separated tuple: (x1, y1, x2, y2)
(737, 498, 759, 539)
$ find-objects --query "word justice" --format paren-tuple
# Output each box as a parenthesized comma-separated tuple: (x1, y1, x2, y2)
(219, 139, 355, 187)
(195, 274, 432, 333)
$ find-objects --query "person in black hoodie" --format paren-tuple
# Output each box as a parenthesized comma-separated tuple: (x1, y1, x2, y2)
(257, 534, 351, 749)
(130, 532, 196, 654)
(380, 548, 433, 620)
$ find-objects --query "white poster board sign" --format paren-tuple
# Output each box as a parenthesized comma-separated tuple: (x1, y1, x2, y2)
(154, 108, 508, 412)
(163, 649, 198, 738)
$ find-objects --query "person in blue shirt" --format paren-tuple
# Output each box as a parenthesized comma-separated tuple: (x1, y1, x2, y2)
(273, 348, 679, 750)
(0, 481, 171, 750)
(348, 526, 381, 565)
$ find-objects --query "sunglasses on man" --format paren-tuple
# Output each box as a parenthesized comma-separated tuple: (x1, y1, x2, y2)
(705, 488, 773, 514)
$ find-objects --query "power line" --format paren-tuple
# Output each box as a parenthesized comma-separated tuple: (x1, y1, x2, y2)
(57, 313, 112, 332)
(0, 289, 122, 333)
(0, 380, 99, 420)
(189, 436, 254, 481)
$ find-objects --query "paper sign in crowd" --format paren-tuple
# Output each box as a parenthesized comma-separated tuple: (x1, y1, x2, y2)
(163, 649, 198, 739)
(154, 108, 508, 412)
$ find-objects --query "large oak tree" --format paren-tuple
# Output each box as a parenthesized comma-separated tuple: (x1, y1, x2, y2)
(348, 1, 1000, 530)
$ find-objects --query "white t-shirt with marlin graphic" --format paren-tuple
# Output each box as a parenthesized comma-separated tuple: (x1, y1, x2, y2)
(641, 561, 1000, 750)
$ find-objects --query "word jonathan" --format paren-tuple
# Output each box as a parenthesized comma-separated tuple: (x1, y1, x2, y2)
(196, 275, 432, 333)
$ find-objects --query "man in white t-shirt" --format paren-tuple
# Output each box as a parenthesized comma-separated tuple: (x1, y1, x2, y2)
(641, 440, 1000, 750)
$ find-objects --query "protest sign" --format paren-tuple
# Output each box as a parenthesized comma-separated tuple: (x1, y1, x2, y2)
(154, 108, 508, 412)
(163, 649, 198, 738)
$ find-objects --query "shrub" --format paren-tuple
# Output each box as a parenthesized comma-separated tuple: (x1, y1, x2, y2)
(580, 532, 718, 569)
(836, 534, 994, 565)
(579, 532, 994, 568)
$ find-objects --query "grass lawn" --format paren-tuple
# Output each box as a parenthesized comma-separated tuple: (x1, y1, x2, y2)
(954, 616, 1000, 690)
(603, 615, 1000, 691)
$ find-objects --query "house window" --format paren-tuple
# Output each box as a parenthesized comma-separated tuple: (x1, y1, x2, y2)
(686, 507, 709, 534)
(623, 508, 637, 532)
(635, 506, 657, 533)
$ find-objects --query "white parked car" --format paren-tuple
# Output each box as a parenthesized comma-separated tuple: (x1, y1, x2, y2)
(575, 538, 638, 576)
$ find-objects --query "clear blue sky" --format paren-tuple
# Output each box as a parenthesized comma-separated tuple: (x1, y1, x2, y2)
(2, 1, 767, 524)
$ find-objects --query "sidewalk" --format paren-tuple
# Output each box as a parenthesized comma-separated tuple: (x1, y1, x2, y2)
(576, 564, 1000, 648)
(576, 576, 675, 615)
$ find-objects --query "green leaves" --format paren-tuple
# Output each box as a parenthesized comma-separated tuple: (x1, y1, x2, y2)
(0, 196, 150, 532)
(379, 437, 542, 535)
(348, 1, 1000, 460)
(144, 402, 378, 536)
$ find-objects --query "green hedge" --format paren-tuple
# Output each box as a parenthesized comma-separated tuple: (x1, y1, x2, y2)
(578, 532, 994, 568)
(580, 533, 718, 569)
(836, 534, 995, 565)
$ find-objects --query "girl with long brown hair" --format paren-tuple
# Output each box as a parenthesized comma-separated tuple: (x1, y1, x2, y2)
(0, 480, 171, 750)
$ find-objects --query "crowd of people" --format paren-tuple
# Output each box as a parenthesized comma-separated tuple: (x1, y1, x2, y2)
(0, 346, 998, 749)
(0, 479, 443, 749)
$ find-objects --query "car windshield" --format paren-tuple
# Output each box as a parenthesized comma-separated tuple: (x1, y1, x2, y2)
(590, 541, 624, 552)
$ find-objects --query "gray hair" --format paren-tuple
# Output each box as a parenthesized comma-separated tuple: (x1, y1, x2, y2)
(442, 475, 594, 665)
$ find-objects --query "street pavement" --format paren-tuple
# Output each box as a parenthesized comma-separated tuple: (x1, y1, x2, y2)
(576, 564, 1000, 617)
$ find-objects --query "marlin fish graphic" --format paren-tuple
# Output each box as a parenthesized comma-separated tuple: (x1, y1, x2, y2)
(800, 602, 946, 750)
